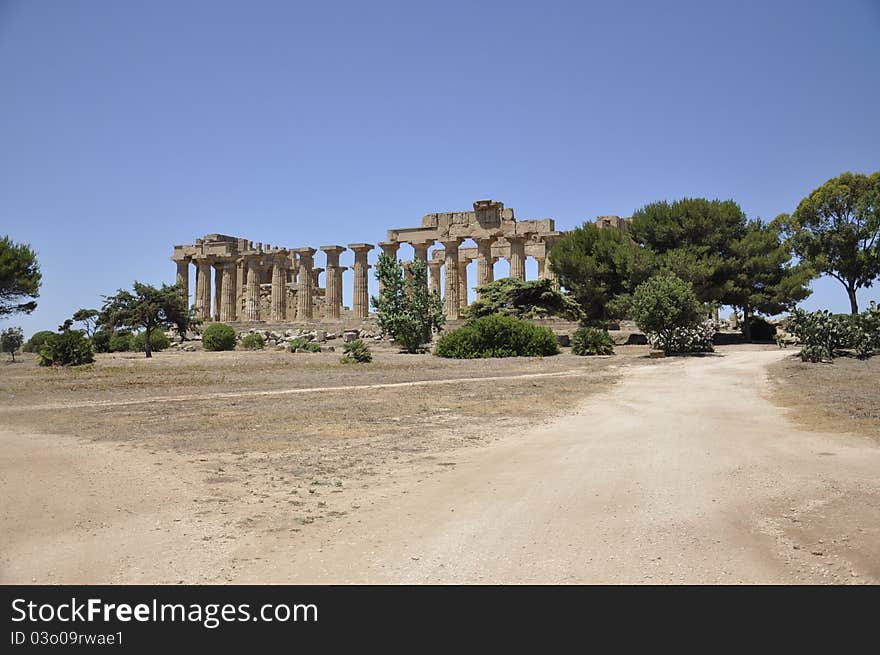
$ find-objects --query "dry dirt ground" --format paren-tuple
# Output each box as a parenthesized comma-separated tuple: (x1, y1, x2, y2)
(1, 345, 878, 584)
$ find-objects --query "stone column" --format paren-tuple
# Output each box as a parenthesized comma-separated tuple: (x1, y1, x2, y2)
(475, 238, 494, 298)
(292, 248, 316, 320)
(220, 262, 237, 322)
(213, 265, 223, 322)
(271, 258, 287, 322)
(245, 262, 260, 321)
(195, 260, 212, 321)
(311, 267, 324, 289)
(507, 236, 526, 280)
(378, 241, 400, 261)
(348, 243, 374, 319)
(536, 257, 546, 280)
(459, 258, 471, 309)
(428, 261, 443, 296)
(410, 240, 431, 262)
(543, 234, 561, 290)
(321, 246, 346, 320)
(440, 239, 462, 320)
(174, 259, 190, 308)
(237, 259, 246, 315)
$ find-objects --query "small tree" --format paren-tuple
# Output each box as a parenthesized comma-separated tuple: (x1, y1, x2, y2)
(371, 254, 444, 353)
(0, 235, 42, 317)
(631, 273, 707, 354)
(99, 282, 188, 358)
(781, 171, 880, 314)
(72, 308, 99, 338)
(1, 326, 24, 361)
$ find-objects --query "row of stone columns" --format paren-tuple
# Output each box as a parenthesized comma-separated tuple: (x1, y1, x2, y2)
(178, 236, 557, 324)
(177, 243, 377, 323)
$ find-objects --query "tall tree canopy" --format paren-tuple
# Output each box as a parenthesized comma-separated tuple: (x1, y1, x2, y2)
(548, 222, 649, 321)
(629, 198, 748, 304)
(99, 282, 190, 358)
(0, 236, 42, 317)
(780, 171, 880, 313)
(726, 218, 814, 339)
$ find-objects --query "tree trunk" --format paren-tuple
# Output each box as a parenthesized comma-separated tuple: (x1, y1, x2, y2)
(144, 327, 152, 359)
(847, 285, 859, 315)
(742, 306, 752, 342)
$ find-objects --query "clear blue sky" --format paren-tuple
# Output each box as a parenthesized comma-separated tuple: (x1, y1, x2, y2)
(1, 0, 878, 336)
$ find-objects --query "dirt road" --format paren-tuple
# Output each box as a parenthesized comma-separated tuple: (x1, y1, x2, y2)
(2, 348, 878, 583)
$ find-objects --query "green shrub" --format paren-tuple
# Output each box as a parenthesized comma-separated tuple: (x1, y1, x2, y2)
(91, 328, 112, 353)
(571, 327, 615, 356)
(288, 337, 321, 353)
(341, 339, 372, 363)
(434, 315, 560, 358)
(22, 330, 55, 353)
(108, 330, 134, 352)
(240, 333, 265, 350)
(131, 330, 171, 352)
(38, 330, 95, 366)
(631, 273, 708, 354)
(202, 323, 237, 351)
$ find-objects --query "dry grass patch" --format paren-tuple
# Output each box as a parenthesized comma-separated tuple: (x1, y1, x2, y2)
(768, 354, 880, 439)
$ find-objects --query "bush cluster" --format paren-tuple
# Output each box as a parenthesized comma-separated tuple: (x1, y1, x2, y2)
(788, 304, 880, 362)
(38, 330, 95, 367)
(571, 327, 615, 356)
(240, 333, 265, 350)
(341, 339, 372, 363)
(109, 330, 134, 352)
(130, 330, 171, 352)
(434, 315, 559, 359)
(22, 330, 55, 353)
(202, 323, 237, 351)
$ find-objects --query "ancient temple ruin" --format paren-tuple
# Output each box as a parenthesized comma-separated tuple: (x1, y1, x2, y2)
(171, 200, 631, 323)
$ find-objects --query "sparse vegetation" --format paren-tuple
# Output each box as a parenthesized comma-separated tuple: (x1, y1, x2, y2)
(288, 337, 321, 353)
(434, 315, 559, 358)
